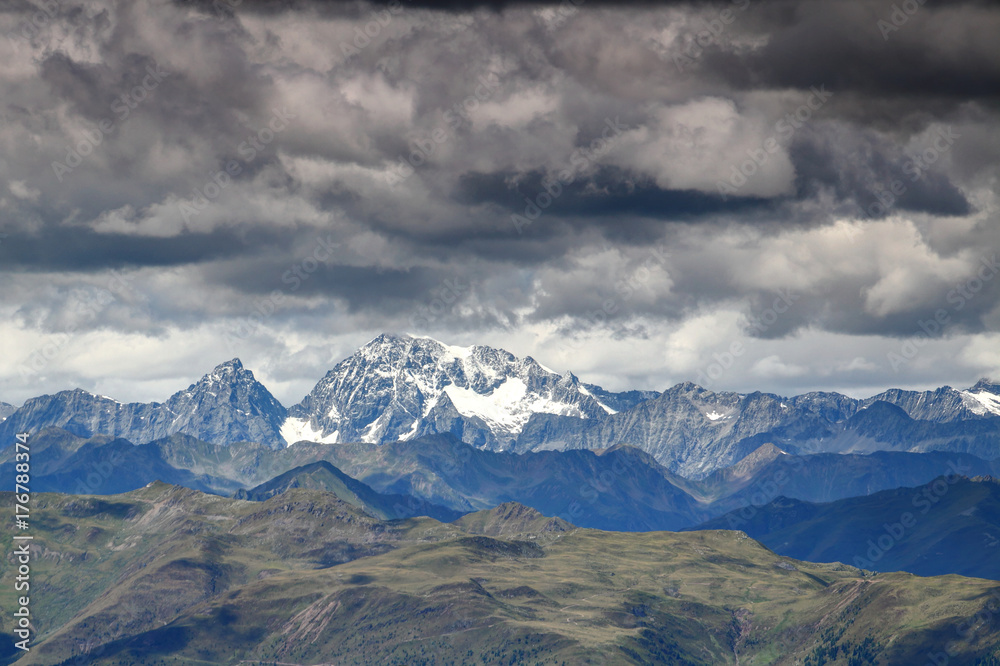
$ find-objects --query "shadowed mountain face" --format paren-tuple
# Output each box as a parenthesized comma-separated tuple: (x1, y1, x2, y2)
(691, 476, 1000, 580)
(233, 460, 464, 522)
(690, 444, 1000, 515)
(513, 383, 1000, 477)
(1, 484, 998, 666)
(0, 359, 288, 449)
(6, 428, 1000, 536)
(2, 335, 998, 478)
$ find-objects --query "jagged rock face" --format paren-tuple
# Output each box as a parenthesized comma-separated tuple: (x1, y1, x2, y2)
(0, 402, 15, 422)
(160, 359, 287, 447)
(281, 334, 643, 449)
(514, 383, 1000, 478)
(1, 334, 998, 477)
(861, 381, 1000, 422)
(0, 360, 287, 449)
(512, 384, 860, 478)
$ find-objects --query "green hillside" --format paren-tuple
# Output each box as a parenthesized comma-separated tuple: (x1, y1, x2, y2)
(0, 485, 998, 665)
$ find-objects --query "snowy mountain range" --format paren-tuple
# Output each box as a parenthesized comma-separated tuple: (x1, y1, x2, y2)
(281, 333, 653, 449)
(1, 333, 999, 477)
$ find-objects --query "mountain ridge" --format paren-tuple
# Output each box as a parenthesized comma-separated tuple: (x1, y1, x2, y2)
(2, 334, 998, 477)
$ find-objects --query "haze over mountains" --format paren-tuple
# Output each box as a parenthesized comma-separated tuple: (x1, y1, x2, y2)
(693, 475, 1000, 580)
(3, 334, 999, 478)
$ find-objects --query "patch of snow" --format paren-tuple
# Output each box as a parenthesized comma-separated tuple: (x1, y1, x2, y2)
(705, 410, 726, 421)
(399, 418, 421, 441)
(281, 417, 340, 446)
(963, 390, 1000, 417)
(535, 360, 559, 375)
(444, 378, 584, 434)
(417, 335, 473, 362)
(360, 411, 389, 443)
(442, 343, 474, 362)
(422, 393, 441, 417)
(579, 387, 618, 415)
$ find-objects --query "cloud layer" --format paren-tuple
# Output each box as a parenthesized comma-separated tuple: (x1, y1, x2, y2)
(1, 0, 999, 405)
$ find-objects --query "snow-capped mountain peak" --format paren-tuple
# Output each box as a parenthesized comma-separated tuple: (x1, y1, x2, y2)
(962, 379, 1000, 417)
(282, 333, 619, 447)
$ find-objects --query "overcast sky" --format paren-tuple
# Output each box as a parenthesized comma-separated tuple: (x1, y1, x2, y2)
(1, 0, 999, 407)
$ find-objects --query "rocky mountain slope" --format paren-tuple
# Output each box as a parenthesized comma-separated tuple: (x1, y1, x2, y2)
(2, 334, 998, 477)
(281, 333, 650, 449)
(0, 359, 286, 448)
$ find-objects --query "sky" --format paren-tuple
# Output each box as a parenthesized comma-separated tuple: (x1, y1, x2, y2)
(1, 0, 999, 407)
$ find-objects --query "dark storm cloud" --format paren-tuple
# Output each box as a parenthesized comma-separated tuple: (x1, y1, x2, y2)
(176, 0, 704, 13)
(455, 167, 776, 222)
(0, 226, 297, 272)
(2, 0, 1000, 400)
(763, 5, 999, 100)
(789, 124, 973, 218)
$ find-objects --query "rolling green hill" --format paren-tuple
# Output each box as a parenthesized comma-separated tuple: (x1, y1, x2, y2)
(1, 485, 999, 665)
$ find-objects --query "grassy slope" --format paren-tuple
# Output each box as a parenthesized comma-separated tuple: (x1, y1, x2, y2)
(0, 486, 998, 665)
